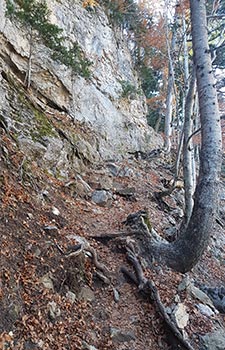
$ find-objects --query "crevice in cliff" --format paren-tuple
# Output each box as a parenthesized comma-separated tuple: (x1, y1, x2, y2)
(0, 33, 72, 115)
(0, 40, 26, 83)
(35, 90, 69, 114)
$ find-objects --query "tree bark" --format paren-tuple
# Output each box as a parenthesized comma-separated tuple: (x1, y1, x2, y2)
(139, 0, 222, 273)
(164, 14, 177, 153)
(24, 29, 33, 89)
(183, 69, 196, 225)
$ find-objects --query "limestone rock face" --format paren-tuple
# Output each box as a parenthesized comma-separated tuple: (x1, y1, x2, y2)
(0, 0, 161, 177)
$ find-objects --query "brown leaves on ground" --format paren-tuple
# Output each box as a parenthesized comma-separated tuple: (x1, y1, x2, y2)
(0, 132, 224, 350)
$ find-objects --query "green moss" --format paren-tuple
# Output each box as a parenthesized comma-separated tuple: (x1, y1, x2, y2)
(71, 133, 80, 144)
(31, 109, 56, 141)
(144, 216, 152, 231)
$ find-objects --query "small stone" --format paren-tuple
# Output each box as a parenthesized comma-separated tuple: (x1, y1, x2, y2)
(113, 288, 120, 302)
(43, 225, 58, 235)
(42, 190, 49, 198)
(79, 286, 95, 302)
(110, 327, 136, 343)
(168, 216, 176, 225)
(107, 163, 120, 176)
(66, 291, 76, 304)
(197, 303, 215, 317)
(115, 187, 135, 197)
(40, 273, 54, 290)
(172, 208, 184, 218)
(75, 175, 92, 197)
(52, 207, 60, 216)
(130, 315, 139, 325)
(8, 303, 21, 323)
(174, 294, 181, 303)
(24, 340, 37, 349)
(37, 340, 44, 349)
(34, 248, 41, 257)
(48, 301, 61, 320)
(91, 190, 112, 206)
(165, 306, 173, 315)
(188, 284, 216, 311)
(82, 341, 99, 350)
(173, 303, 189, 329)
(119, 167, 134, 178)
(178, 275, 191, 292)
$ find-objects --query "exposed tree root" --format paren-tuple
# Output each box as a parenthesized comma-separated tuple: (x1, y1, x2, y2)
(90, 230, 137, 244)
(122, 248, 196, 350)
(120, 206, 217, 273)
(55, 237, 111, 284)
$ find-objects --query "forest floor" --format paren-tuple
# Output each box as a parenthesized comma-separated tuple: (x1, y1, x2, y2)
(0, 132, 225, 350)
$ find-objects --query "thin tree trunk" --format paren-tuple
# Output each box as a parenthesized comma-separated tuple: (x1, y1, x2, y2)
(183, 69, 196, 225)
(155, 114, 162, 133)
(24, 30, 33, 89)
(174, 130, 184, 182)
(173, 12, 190, 185)
(164, 15, 177, 154)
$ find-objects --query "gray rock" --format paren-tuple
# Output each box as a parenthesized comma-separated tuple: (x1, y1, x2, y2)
(187, 284, 216, 312)
(200, 286, 225, 313)
(24, 340, 37, 349)
(113, 288, 120, 302)
(52, 207, 60, 216)
(178, 275, 191, 292)
(197, 303, 215, 317)
(34, 248, 41, 257)
(110, 327, 136, 343)
(66, 291, 76, 304)
(200, 329, 225, 350)
(43, 225, 58, 236)
(119, 166, 134, 178)
(40, 273, 54, 290)
(172, 303, 189, 329)
(97, 176, 113, 191)
(173, 208, 184, 218)
(8, 303, 21, 323)
(74, 175, 93, 198)
(91, 190, 112, 206)
(107, 163, 120, 176)
(115, 187, 135, 197)
(82, 341, 99, 350)
(48, 301, 61, 320)
(78, 286, 95, 302)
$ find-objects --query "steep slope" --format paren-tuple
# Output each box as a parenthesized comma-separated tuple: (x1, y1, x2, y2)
(0, 135, 224, 350)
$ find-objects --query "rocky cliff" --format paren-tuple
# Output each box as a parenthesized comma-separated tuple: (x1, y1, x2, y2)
(0, 0, 161, 179)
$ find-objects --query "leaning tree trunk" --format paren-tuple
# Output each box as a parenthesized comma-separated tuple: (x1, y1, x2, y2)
(146, 0, 222, 273)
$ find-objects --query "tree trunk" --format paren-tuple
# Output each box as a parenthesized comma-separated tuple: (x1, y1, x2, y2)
(140, 0, 222, 273)
(164, 15, 177, 154)
(183, 69, 196, 225)
(24, 30, 33, 89)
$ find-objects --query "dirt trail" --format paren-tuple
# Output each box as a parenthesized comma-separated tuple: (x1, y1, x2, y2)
(0, 150, 224, 350)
